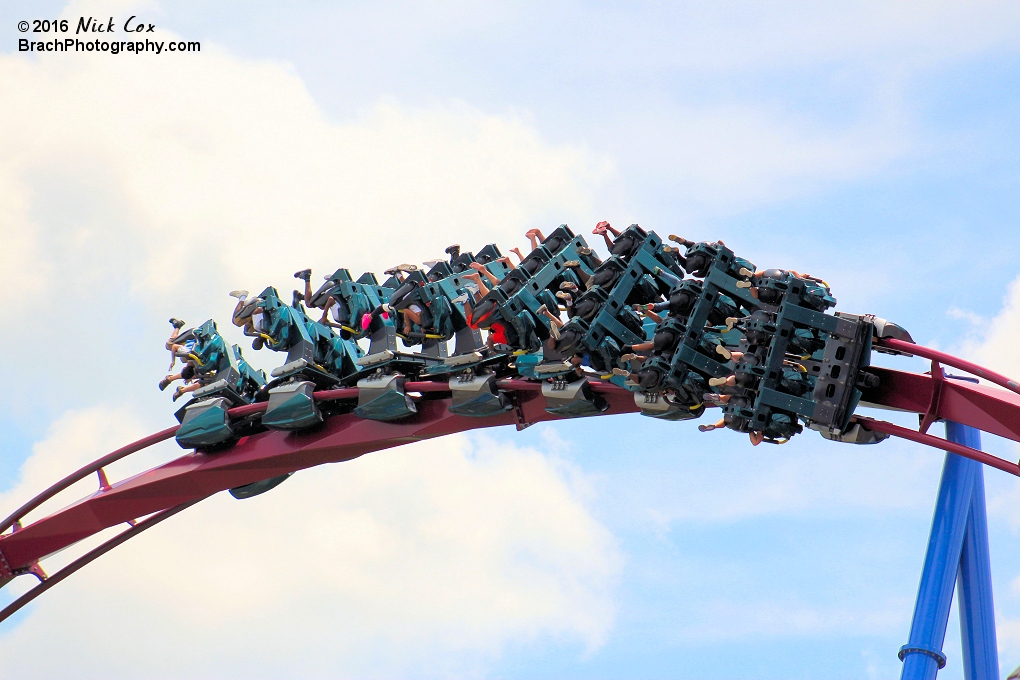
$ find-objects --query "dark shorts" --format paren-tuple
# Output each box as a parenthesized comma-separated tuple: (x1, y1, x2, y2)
(182, 364, 196, 380)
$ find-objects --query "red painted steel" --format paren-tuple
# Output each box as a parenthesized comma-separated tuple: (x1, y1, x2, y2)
(0, 500, 203, 624)
(0, 426, 181, 536)
(876, 337, 1020, 397)
(0, 384, 640, 576)
(3, 338, 1020, 619)
(855, 417, 1020, 478)
(861, 367, 1020, 443)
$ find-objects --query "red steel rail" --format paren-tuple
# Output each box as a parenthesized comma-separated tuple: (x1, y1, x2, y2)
(2, 340, 1020, 622)
(0, 381, 639, 600)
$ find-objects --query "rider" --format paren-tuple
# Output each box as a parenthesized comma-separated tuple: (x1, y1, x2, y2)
(229, 290, 268, 349)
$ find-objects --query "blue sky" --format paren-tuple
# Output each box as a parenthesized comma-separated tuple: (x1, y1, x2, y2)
(2, 1, 1020, 678)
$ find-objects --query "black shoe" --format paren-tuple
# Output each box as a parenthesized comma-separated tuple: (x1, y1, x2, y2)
(294, 268, 311, 281)
(292, 290, 304, 307)
(445, 244, 461, 258)
(252, 337, 264, 350)
(169, 318, 185, 329)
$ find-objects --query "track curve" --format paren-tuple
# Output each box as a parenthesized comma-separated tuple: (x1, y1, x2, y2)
(2, 340, 1020, 624)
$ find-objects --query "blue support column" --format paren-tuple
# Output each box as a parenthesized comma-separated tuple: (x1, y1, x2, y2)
(951, 423, 999, 680)
(899, 421, 998, 680)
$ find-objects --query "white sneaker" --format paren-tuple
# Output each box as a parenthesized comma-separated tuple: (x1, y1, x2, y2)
(229, 289, 249, 300)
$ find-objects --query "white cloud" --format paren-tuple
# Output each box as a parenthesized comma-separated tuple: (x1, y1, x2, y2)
(0, 10, 624, 675)
(0, 412, 621, 678)
(0, 20, 608, 336)
(0, 3, 612, 403)
(958, 276, 1020, 382)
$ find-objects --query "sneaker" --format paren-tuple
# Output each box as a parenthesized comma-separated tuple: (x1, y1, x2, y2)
(708, 376, 730, 387)
(559, 281, 579, 293)
(738, 267, 753, 278)
(668, 234, 692, 246)
(555, 291, 573, 304)
(715, 345, 732, 360)
(445, 244, 461, 258)
(698, 424, 717, 432)
(158, 377, 172, 391)
(549, 324, 561, 340)
(611, 367, 630, 376)
(294, 268, 312, 281)
(169, 318, 185, 329)
(423, 259, 443, 268)
(172, 388, 184, 402)
(252, 337, 264, 350)
(563, 259, 580, 268)
(535, 304, 548, 316)
(735, 281, 751, 288)
(450, 293, 469, 305)
(292, 290, 304, 307)
(229, 289, 249, 299)
(620, 353, 639, 362)
(577, 246, 595, 256)
(397, 263, 418, 272)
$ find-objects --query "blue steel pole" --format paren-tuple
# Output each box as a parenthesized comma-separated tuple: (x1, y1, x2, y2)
(950, 422, 999, 680)
(899, 423, 980, 680)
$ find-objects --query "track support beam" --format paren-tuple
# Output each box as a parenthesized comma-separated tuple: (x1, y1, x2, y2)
(899, 421, 998, 680)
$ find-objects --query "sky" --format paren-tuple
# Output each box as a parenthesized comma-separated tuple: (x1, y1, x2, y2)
(2, 0, 1020, 677)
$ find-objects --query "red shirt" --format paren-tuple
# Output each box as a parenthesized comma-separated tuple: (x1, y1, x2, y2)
(488, 322, 508, 345)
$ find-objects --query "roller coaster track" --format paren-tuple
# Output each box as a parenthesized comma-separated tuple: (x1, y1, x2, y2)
(2, 337, 1019, 624)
